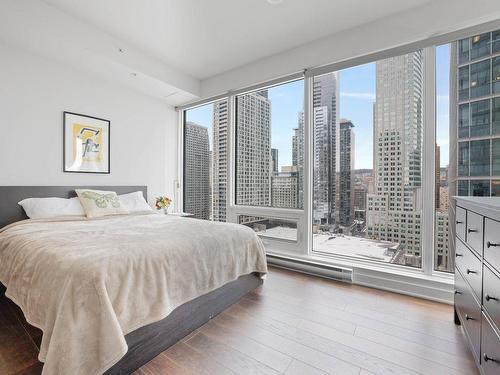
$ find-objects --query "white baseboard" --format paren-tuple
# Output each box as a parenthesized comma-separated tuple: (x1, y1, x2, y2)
(267, 254, 455, 304)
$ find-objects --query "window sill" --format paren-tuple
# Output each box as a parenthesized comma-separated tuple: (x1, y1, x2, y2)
(266, 249, 455, 304)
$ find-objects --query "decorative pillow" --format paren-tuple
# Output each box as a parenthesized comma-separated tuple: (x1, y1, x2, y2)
(75, 189, 129, 218)
(18, 197, 85, 219)
(119, 191, 152, 213)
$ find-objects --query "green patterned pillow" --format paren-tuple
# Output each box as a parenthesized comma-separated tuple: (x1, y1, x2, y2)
(76, 189, 129, 218)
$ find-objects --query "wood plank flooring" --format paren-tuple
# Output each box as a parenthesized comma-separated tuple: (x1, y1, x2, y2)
(1, 267, 477, 375)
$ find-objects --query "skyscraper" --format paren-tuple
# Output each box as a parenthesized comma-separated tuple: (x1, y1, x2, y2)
(235, 91, 271, 207)
(184, 121, 210, 219)
(367, 51, 424, 267)
(271, 167, 299, 208)
(292, 112, 304, 208)
(443, 30, 500, 272)
(313, 73, 339, 227)
(353, 186, 367, 218)
(339, 119, 355, 227)
(451, 30, 500, 198)
(212, 100, 228, 222)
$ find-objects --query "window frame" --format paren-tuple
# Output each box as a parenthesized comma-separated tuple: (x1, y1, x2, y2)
(228, 78, 309, 256)
(177, 21, 500, 292)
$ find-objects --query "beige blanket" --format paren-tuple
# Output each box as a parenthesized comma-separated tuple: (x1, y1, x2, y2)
(0, 214, 268, 375)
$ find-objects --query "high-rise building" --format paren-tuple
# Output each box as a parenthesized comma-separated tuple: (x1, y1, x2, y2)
(184, 121, 210, 219)
(271, 148, 279, 175)
(354, 187, 367, 212)
(439, 186, 449, 211)
(450, 30, 500, 198)
(313, 73, 339, 227)
(212, 100, 228, 222)
(440, 30, 500, 272)
(271, 167, 298, 208)
(367, 51, 424, 267)
(235, 91, 271, 208)
(292, 112, 304, 208)
(354, 187, 367, 219)
(435, 212, 450, 271)
(339, 119, 355, 226)
(210, 91, 271, 225)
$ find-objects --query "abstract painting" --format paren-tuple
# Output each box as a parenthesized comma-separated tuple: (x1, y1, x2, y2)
(63, 112, 110, 173)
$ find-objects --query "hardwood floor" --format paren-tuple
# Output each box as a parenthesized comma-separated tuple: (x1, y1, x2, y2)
(0, 267, 477, 375)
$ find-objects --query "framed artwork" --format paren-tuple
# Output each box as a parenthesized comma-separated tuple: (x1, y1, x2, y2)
(63, 111, 110, 174)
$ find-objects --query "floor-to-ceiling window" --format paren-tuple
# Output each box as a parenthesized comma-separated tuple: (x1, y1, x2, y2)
(311, 51, 425, 269)
(181, 25, 500, 280)
(232, 80, 306, 251)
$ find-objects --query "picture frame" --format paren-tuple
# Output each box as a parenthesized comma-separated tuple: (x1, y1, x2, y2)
(63, 111, 110, 174)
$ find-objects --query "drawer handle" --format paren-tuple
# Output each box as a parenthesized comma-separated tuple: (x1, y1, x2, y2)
(483, 354, 498, 363)
(466, 269, 477, 275)
(465, 314, 475, 321)
(456, 220, 464, 224)
(486, 241, 499, 248)
(454, 290, 462, 295)
(485, 294, 499, 302)
(468, 228, 478, 233)
(456, 253, 463, 257)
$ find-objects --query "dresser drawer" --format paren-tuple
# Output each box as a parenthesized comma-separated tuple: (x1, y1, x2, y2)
(484, 218, 500, 272)
(456, 206, 467, 242)
(466, 211, 484, 256)
(480, 314, 500, 375)
(455, 239, 482, 301)
(455, 267, 482, 362)
(483, 264, 500, 329)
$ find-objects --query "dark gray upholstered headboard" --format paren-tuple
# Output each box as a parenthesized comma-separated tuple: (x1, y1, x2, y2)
(0, 186, 147, 229)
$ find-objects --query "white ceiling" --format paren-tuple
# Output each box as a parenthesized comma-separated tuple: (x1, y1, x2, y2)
(42, 0, 431, 80)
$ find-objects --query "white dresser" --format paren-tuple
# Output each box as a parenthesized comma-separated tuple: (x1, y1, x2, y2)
(455, 197, 500, 375)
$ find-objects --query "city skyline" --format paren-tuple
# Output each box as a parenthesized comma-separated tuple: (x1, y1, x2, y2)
(186, 47, 451, 170)
(183, 39, 496, 273)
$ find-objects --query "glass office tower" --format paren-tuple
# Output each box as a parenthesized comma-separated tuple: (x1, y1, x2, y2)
(451, 30, 500, 197)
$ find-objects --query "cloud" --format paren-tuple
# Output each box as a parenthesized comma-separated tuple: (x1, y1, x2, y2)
(340, 92, 376, 101)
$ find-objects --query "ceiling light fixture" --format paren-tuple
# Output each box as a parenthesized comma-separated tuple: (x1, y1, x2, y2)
(130, 72, 137, 77)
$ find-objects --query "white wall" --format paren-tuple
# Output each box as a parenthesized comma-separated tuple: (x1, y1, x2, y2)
(0, 42, 178, 205)
(0, 0, 199, 105)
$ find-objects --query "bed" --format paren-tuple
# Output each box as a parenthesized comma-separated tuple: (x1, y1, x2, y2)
(0, 186, 267, 375)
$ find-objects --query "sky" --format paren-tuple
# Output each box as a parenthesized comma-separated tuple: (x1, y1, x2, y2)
(186, 45, 451, 170)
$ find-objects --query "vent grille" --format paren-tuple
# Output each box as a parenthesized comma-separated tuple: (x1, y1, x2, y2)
(267, 255, 353, 283)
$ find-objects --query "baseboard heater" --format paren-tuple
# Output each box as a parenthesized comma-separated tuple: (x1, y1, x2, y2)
(267, 254, 353, 283)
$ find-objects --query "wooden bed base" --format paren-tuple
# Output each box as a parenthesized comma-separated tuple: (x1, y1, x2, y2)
(1, 273, 263, 375)
(107, 272, 263, 374)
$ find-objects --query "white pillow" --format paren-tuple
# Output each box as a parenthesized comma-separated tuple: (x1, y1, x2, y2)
(119, 191, 152, 213)
(18, 197, 85, 219)
(76, 189, 129, 218)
